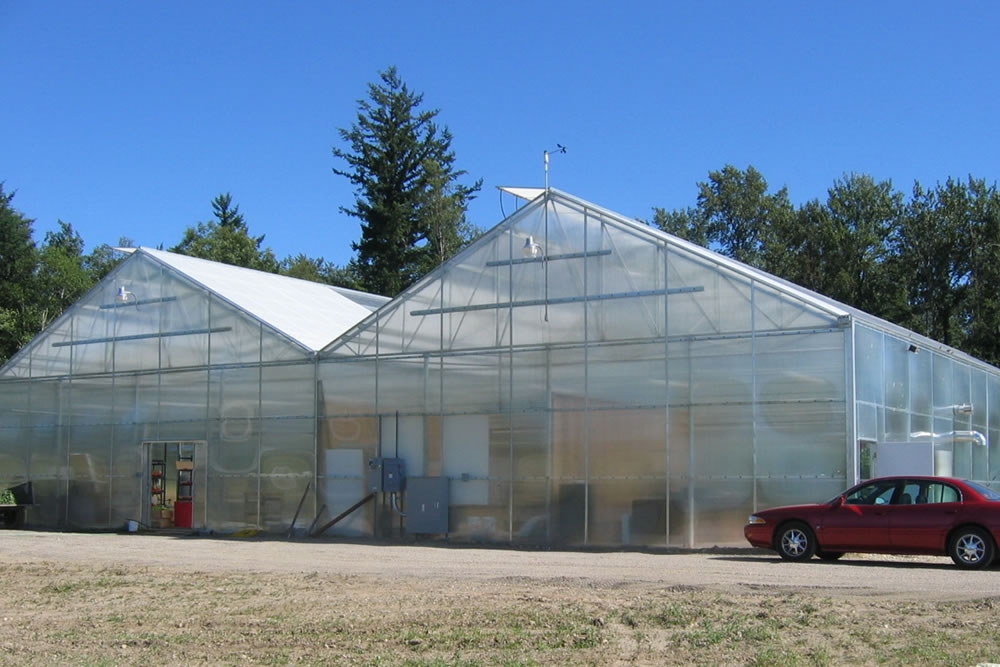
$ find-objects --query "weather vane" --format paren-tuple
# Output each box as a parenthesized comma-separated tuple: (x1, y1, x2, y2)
(544, 144, 567, 191)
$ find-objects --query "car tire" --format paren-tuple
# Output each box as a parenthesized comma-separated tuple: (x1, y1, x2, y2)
(775, 521, 816, 562)
(948, 526, 995, 569)
(816, 550, 845, 561)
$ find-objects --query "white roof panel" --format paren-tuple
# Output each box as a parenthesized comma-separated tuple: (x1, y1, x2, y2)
(140, 248, 388, 352)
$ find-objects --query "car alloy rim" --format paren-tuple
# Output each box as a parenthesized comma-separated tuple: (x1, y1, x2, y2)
(957, 534, 985, 563)
(782, 529, 807, 556)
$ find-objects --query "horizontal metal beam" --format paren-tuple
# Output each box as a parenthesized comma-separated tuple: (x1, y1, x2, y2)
(52, 326, 233, 348)
(410, 286, 704, 317)
(484, 249, 612, 267)
(98, 296, 178, 310)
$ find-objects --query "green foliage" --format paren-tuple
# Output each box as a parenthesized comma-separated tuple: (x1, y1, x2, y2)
(278, 253, 361, 290)
(171, 193, 279, 272)
(652, 167, 1000, 366)
(333, 66, 482, 296)
(0, 183, 39, 365)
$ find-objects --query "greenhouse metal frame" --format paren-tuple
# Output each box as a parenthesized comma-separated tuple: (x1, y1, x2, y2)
(1, 188, 997, 547)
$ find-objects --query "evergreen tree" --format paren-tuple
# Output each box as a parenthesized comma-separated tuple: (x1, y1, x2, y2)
(333, 66, 481, 296)
(172, 193, 278, 272)
(0, 184, 39, 365)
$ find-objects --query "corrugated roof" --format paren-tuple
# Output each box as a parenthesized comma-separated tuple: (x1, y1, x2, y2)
(140, 248, 389, 352)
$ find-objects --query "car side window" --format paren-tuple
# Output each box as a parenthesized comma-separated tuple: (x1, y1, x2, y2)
(923, 482, 960, 503)
(846, 481, 897, 505)
(895, 482, 922, 505)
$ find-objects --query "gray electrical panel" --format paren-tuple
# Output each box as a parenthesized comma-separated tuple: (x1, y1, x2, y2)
(368, 457, 406, 493)
(406, 476, 450, 534)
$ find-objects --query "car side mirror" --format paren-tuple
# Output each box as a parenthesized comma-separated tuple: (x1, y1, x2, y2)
(831, 495, 845, 508)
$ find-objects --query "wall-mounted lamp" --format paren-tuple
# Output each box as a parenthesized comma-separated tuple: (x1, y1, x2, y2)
(907, 344, 918, 353)
(115, 286, 135, 304)
(522, 235, 543, 258)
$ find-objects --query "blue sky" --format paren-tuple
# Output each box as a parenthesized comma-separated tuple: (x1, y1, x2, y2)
(2, 2, 997, 267)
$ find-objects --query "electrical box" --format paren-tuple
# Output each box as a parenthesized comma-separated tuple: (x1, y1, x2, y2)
(368, 457, 406, 493)
(406, 476, 449, 534)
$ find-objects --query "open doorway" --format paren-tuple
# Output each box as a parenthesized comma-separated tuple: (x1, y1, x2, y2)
(142, 441, 205, 530)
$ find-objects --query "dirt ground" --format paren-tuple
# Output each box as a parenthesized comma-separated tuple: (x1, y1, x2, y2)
(3, 530, 1000, 665)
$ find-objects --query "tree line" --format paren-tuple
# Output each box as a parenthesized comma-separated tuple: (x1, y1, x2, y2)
(2, 66, 999, 369)
(650, 166, 1000, 366)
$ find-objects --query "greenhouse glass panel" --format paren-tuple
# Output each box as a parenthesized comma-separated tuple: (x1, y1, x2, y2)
(441, 354, 503, 413)
(856, 402, 877, 442)
(318, 359, 375, 418)
(552, 405, 587, 481)
(692, 403, 754, 477)
(0, 382, 29, 488)
(855, 326, 883, 404)
(377, 356, 434, 414)
(755, 402, 847, 477)
(503, 412, 549, 480)
(68, 378, 114, 426)
(588, 407, 666, 479)
(548, 347, 585, 408)
(510, 351, 550, 413)
(261, 363, 315, 418)
(693, 478, 753, 546)
(259, 417, 314, 525)
(158, 371, 208, 424)
(752, 281, 840, 332)
(208, 366, 259, 428)
(209, 295, 262, 365)
(757, 477, 846, 510)
(665, 251, 718, 336)
(952, 362, 972, 409)
(160, 280, 209, 369)
(932, 354, 954, 411)
(28, 423, 61, 526)
(67, 425, 112, 528)
(884, 336, 909, 411)
(591, 295, 664, 344)
(667, 405, 691, 480)
(587, 343, 667, 407)
(910, 343, 933, 416)
(755, 331, 845, 404)
(511, 480, 549, 544)
(689, 339, 752, 405)
(595, 222, 663, 295)
(885, 408, 909, 443)
(111, 422, 141, 481)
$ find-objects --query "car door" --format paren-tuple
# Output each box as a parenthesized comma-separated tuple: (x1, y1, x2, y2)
(889, 481, 962, 551)
(816, 480, 896, 550)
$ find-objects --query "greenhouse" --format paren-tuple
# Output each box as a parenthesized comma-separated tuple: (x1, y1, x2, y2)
(2, 188, 998, 547)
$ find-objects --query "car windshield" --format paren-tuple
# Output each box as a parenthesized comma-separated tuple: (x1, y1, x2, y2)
(963, 480, 1000, 501)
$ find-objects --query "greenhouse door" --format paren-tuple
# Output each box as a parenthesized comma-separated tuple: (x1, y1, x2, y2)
(142, 440, 206, 530)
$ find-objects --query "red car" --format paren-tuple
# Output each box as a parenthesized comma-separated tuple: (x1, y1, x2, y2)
(744, 476, 1000, 569)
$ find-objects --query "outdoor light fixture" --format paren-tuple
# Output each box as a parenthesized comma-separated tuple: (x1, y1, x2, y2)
(115, 286, 135, 304)
(908, 344, 919, 353)
(522, 235, 543, 258)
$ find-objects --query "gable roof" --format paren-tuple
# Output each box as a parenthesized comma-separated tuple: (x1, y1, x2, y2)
(137, 248, 388, 352)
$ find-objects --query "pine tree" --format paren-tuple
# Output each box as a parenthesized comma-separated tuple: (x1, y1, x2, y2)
(333, 66, 481, 296)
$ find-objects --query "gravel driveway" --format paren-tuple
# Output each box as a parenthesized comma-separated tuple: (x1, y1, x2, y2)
(2, 530, 996, 601)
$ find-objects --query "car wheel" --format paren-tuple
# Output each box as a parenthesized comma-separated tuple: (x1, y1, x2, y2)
(816, 550, 845, 561)
(775, 521, 816, 561)
(949, 526, 995, 569)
